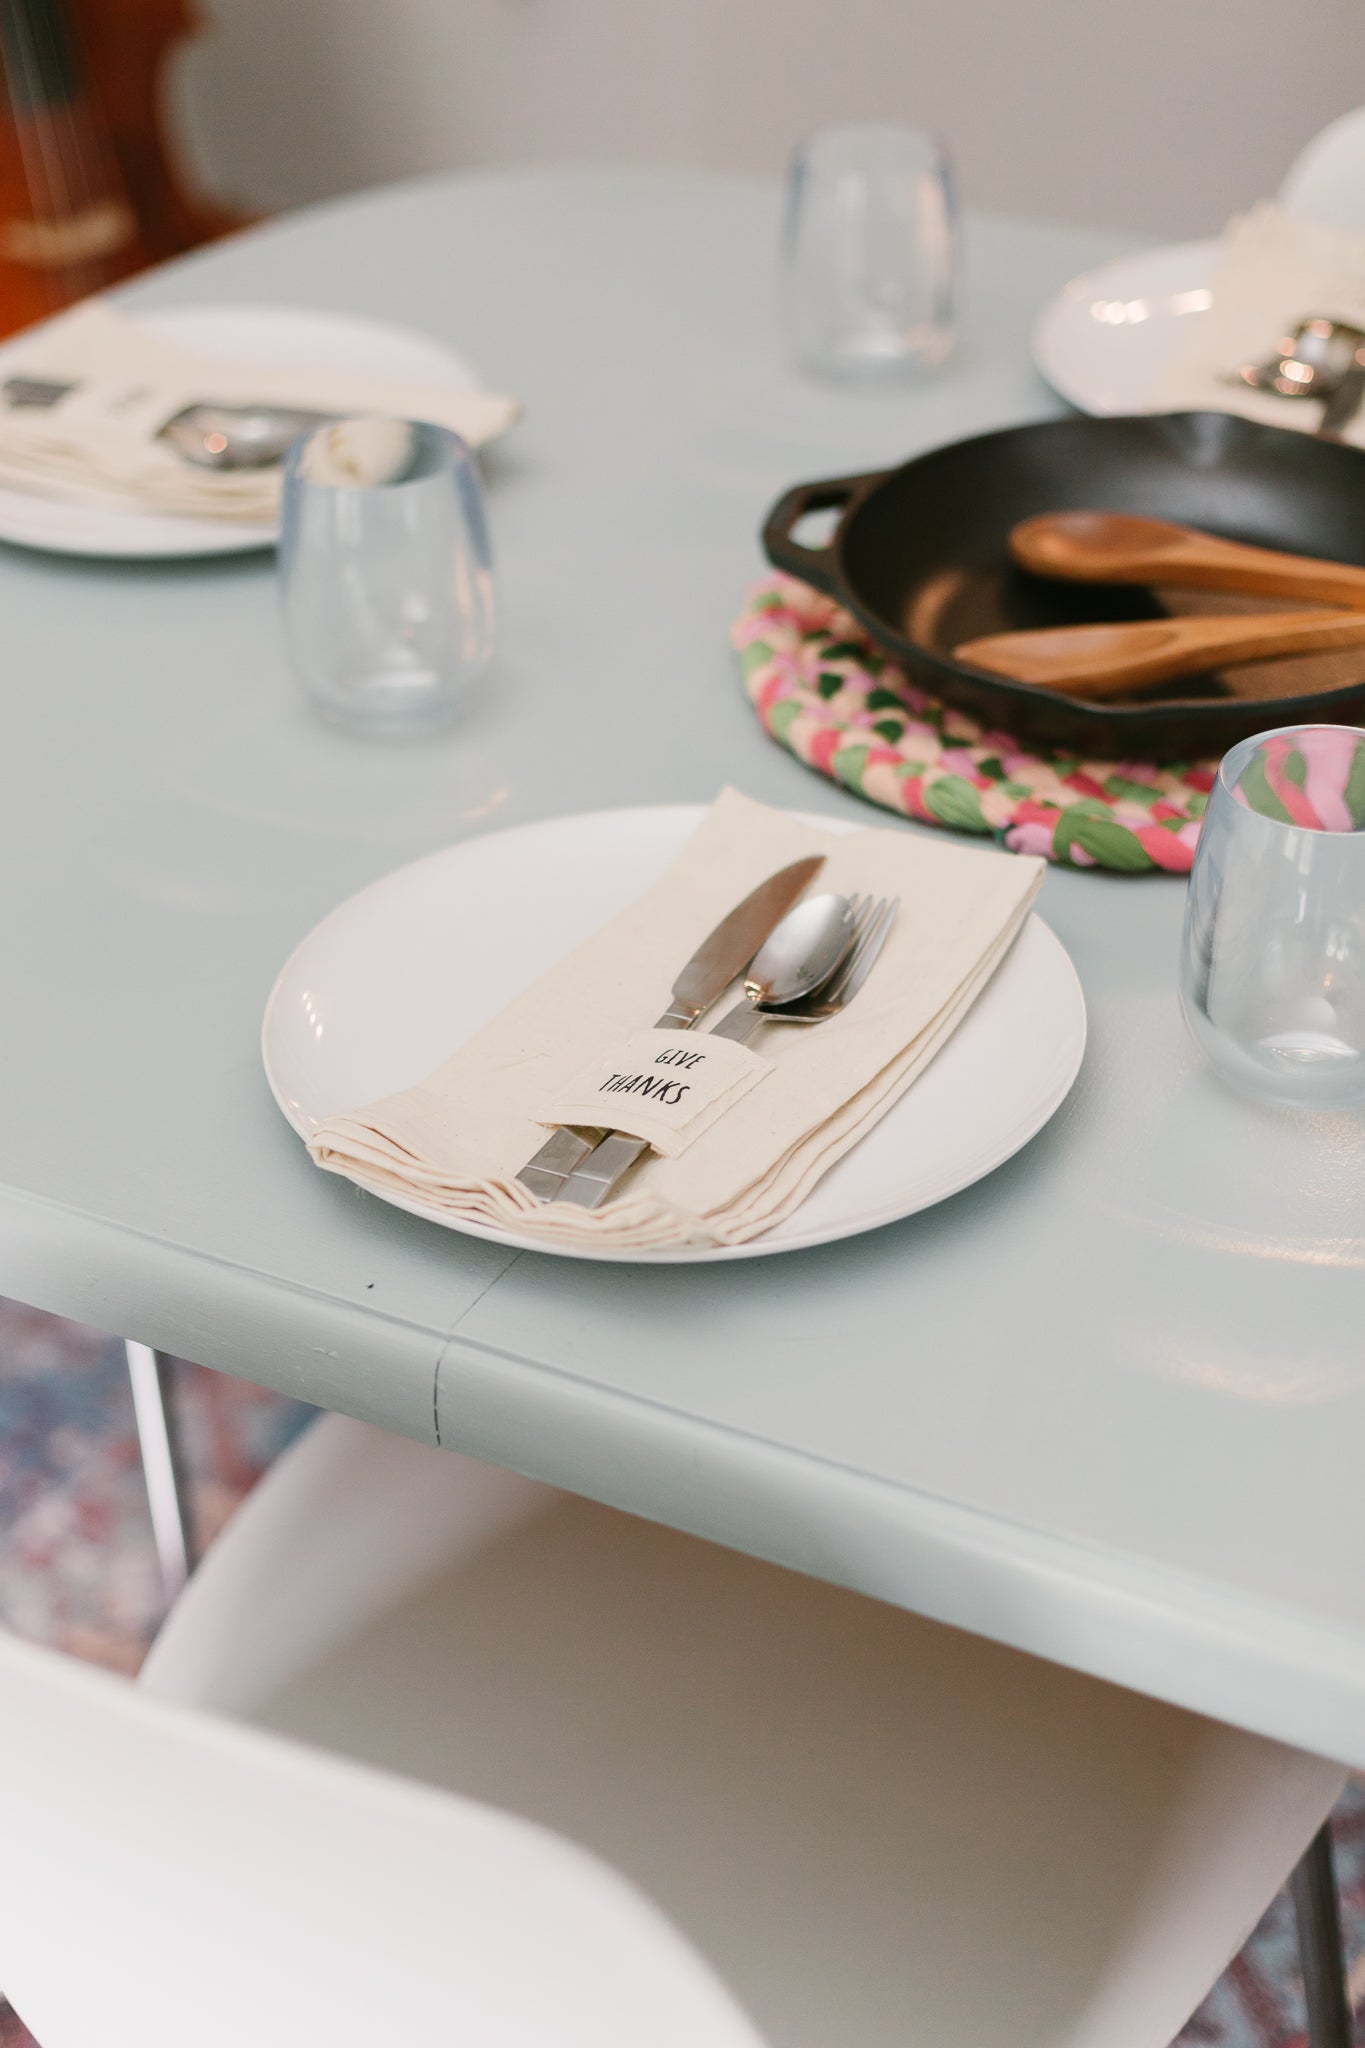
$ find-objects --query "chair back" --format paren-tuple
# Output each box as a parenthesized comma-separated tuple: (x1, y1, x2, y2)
(0, 1625, 766, 2048)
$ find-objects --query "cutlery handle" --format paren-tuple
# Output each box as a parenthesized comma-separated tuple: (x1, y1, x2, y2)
(516, 1122, 603, 1198)
(708, 997, 764, 1044)
(957, 608, 1365, 697)
(551, 1131, 650, 1211)
(552, 1000, 765, 1211)
(514, 1000, 700, 1195)
(1011, 512, 1365, 608)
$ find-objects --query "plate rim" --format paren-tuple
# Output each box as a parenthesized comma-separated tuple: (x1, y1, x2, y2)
(0, 300, 483, 561)
(261, 803, 1088, 1265)
(1031, 234, 1220, 416)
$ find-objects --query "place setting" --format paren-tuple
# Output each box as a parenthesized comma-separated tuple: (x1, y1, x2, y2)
(264, 789, 1084, 1261)
(0, 296, 519, 557)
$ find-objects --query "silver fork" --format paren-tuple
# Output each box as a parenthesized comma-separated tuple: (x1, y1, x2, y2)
(553, 894, 898, 1212)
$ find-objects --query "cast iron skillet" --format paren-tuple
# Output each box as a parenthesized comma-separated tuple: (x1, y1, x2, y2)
(762, 411, 1365, 756)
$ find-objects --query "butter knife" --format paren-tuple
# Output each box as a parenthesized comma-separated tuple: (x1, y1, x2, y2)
(516, 853, 826, 1197)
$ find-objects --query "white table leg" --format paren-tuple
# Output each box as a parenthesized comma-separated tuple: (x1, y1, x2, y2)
(124, 1342, 194, 1607)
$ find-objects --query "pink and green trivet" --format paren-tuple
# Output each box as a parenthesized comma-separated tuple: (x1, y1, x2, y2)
(734, 573, 1216, 874)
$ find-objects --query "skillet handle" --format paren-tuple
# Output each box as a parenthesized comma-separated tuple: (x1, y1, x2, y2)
(761, 471, 884, 595)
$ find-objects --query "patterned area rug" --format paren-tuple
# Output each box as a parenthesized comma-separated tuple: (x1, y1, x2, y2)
(0, 1294, 1361, 2047)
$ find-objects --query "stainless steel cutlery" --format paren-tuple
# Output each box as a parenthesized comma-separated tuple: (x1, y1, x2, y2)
(159, 403, 334, 470)
(749, 895, 898, 1026)
(514, 854, 826, 1198)
(0, 376, 334, 472)
(551, 892, 899, 1213)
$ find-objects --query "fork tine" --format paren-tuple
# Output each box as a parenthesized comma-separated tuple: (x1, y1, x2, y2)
(836, 895, 898, 1005)
(823, 895, 896, 1007)
(839, 894, 878, 959)
(830, 894, 874, 971)
(813, 909, 873, 1008)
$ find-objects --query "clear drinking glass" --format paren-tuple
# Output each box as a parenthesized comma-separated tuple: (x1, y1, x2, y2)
(782, 121, 957, 379)
(279, 417, 495, 736)
(1179, 725, 1365, 1108)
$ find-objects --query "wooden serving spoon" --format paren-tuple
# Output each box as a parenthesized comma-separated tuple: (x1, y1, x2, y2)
(955, 610, 1365, 698)
(1010, 511, 1365, 609)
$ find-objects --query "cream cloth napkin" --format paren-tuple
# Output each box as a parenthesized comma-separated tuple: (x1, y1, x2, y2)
(1153, 203, 1365, 443)
(308, 791, 1045, 1250)
(0, 300, 520, 520)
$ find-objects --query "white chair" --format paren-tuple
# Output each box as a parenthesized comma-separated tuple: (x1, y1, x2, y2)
(0, 1413, 1349, 2048)
(1280, 106, 1365, 231)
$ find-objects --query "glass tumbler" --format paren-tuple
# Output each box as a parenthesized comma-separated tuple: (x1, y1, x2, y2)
(279, 417, 495, 736)
(1179, 725, 1365, 1108)
(782, 121, 957, 379)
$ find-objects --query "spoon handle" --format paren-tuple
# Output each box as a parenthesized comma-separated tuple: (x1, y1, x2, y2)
(956, 608, 1365, 697)
(550, 1130, 650, 1210)
(1010, 514, 1365, 608)
(709, 997, 764, 1044)
(1140, 533, 1365, 605)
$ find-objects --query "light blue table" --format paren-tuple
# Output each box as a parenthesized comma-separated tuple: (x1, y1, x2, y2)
(3, 168, 1363, 1779)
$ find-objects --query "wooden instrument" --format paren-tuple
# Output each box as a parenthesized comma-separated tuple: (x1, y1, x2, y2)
(956, 609, 1365, 699)
(0, 0, 243, 336)
(1010, 510, 1365, 610)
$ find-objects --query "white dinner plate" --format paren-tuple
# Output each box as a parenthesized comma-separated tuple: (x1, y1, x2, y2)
(262, 806, 1087, 1264)
(0, 303, 482, 560)
(1032, 238, 1219, 416)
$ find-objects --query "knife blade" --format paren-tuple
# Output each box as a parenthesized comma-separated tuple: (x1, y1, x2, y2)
(516, 853, 826, 1196)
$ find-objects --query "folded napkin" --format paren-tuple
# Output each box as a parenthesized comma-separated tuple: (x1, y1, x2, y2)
(308, 790, 1044, 1250)
(1153, 203, 1365, 443)
(0, 300, 520, 521)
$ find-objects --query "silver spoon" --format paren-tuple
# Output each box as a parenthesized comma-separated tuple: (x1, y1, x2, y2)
(703, 891, 860, 1043)
(548, 890, 859, 1210)
(158, 403, 333, 471)
(753, 896, 898, 1022)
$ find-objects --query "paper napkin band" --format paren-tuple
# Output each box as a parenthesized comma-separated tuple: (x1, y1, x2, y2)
(539, 1028, 772, 1158)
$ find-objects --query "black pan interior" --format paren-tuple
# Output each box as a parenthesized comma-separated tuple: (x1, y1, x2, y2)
(835, 412, 1365, 754)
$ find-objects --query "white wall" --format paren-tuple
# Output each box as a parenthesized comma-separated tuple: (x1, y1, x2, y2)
(172, 0, 1365, 237)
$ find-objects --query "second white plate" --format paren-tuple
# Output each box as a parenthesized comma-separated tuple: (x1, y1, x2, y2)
(0, 302, 484, 560)
(1032, 238, 1219, 416)
(262, 806, 1088, 1264)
